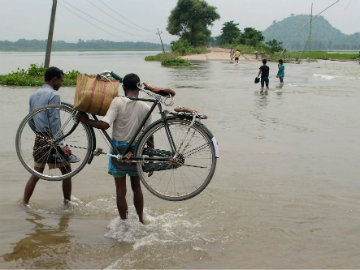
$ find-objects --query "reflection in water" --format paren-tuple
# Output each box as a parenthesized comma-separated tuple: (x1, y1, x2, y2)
(252, 91, 270, 140)
(3, 211, 72, 268)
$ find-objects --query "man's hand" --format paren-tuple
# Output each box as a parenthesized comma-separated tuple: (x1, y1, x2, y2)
(76, 112, 89, 122)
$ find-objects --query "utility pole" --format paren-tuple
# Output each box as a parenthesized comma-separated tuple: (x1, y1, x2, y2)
(156, 28, 166, 54)
(280, 0, 340, 56)
(307, 3, 313, 62)
(44, 0, 57, 68)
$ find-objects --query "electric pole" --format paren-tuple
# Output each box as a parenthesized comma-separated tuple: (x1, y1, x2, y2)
(307, 3, 313, 62)
(156, 28, 166, 54)
(44, 0, 57, 68)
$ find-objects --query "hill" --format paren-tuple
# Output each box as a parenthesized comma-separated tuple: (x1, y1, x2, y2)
(263, 15, 360, 51)
(0, 39, 169, 51)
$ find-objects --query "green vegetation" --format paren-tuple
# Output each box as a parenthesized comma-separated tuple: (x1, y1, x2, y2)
(216, 24, 266, 48)
(145, 52, 192, 67)
(218, 21, 242, 45)
(170, 40, 207, 56)
(265, 39, 284, 53)
(146, 0, 218, 67)
(263, 15, 360, 51)
(167, 0, 220, 47)
(0, 39, 168, 51)
(281, 51, 359, 61)
(216, 22, 283, 56)
(0, 64, 80, 86)
(161, 58, 191, 67)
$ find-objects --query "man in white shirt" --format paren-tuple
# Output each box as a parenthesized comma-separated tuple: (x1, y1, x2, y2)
(77, 73, 151, 224)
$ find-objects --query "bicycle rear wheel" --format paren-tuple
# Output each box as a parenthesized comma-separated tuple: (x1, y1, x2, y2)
(15, 104, 92, 181)
(136, 118, 217, 201)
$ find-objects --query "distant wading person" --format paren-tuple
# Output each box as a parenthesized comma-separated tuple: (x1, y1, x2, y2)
(234, 49, 240, 63)
(77, 73, 152, 224)
(276, 59, 285, 83)
(230, 48, 234, 62)
(257, 58, 270, 92)
(23, 67, 79, 205)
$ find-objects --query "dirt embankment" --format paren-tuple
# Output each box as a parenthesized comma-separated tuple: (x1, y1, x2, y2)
(179, 47, 260, 62)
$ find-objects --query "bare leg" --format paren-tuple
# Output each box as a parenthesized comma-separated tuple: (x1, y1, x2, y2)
(130, 176, 144, 224)
(23, 166, 44, 204)
(60, 165, 72, 203)
(114, 176, 128, 220)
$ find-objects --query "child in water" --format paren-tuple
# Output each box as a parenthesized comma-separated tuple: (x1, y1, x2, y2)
(276, 59, 285, 83)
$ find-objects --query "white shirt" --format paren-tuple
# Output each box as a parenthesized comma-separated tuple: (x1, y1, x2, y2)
(102, 96, 151, 142)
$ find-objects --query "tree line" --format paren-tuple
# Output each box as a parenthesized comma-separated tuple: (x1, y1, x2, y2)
(0, 39, 168, 51)
(167, 0, 283, 55)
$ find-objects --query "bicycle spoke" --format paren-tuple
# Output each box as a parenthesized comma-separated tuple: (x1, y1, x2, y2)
(16, 104, 92, 181)
(136, 118, 216, 200)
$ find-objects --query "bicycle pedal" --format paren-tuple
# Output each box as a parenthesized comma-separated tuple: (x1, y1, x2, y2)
(94, 148, 103, 156)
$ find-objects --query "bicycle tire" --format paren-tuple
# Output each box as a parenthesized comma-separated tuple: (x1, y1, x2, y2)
(15, 104, 92, 181)
(136, 118, 217, 201)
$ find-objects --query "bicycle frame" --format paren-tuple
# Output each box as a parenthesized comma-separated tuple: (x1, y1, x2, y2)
(83, 96, 178, 164)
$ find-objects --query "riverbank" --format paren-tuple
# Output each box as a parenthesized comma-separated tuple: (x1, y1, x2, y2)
(180, 47, 360, 62)
(179, 47, 258, 62)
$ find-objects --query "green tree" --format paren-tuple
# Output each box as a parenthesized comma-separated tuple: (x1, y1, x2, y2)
(265, 39, 283, 53)
(167, 0, 220, 46)
(242, 27, 264, 46)
(171, 39, 194, 55)
(219, 21, 241, 45)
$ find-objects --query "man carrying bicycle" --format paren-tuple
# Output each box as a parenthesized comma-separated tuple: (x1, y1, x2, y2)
(77, 73, 151, 224)
(23, 67, 79, 205)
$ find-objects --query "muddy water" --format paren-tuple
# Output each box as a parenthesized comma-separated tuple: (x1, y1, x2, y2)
(1, 51, 360, 268)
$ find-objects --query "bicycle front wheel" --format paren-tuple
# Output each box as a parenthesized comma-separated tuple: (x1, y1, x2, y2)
(15, 104, 92, 181)
(136, 118, 217, 201)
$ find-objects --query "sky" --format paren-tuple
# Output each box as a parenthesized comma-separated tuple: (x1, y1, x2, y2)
(0, 0, 359, 44)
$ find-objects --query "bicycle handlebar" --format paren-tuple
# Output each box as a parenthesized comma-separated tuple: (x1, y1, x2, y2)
(98, 71, 175, 106)
(110, 72, 123, 83)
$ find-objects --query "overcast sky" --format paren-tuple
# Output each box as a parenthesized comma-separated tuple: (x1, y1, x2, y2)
(0, 0, 358, 44)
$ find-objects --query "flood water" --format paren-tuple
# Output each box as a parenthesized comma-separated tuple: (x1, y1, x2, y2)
(1, 51, 360, 269)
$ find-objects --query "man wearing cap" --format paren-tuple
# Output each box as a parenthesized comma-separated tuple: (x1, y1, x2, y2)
(77, 73, 151, 224)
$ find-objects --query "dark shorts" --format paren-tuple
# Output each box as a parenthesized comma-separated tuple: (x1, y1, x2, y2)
(33, 134, 66, 169)
(261, 77, 269, 87)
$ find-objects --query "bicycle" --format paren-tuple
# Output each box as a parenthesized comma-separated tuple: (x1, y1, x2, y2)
(15, 72, 219, 201)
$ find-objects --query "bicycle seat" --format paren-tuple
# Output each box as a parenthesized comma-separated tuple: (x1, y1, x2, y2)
(173, 107, 208, 119)
(143, 83, 176, 97)
(174, 106, 197, 113)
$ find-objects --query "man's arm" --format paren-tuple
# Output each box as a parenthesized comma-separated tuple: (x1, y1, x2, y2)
(257, 68, 262, 78)
(77, 112, 110, 130)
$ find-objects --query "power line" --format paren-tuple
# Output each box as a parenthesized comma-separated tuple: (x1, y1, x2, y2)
(281, 0, 340, 54)
(62, 0, 142, 37)
(345, 0, 352, 9)
(96, 0, 153, 32)
(59, 1, 127, 40)
(86, 0, 151, 34)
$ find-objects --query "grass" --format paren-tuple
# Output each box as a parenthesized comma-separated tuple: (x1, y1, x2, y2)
(0, 64, 80, 86)
(280, 51, 359, 61)
(161, 58, 191, 67)
(145, 53, 192, 67)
